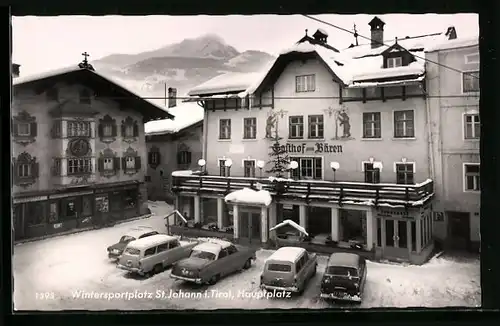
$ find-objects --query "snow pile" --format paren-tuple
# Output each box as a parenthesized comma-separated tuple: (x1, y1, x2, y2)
(425, 34, 479, 52)
(145, 102, 203, 135)
(269, 219, 309, 236)
(171, 170, 194, 177)
(268, 176, 294, 182)
(188, 72, 262, 96)
(224, 188, 272, 206)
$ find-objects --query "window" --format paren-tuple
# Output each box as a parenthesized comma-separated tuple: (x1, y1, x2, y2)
(157, 243, 169, 253)
(462, 71, 479, 93)
(219, 159, 227, 177)
(49, 202, 59, 223)
(123, 189, 138, 209)
(79, 88, 92, 104)
(364, 163, 380, 183)
(218, 249, 228, 259)
(82, 196, 93, 216)
(243, 118, 257, 139)
(177, 151, 192, 165)
(52, 158, 61, 176)
(387, 57, 403, 68)
(243, 160, 256, 178)
(465, 53, 479, 64)
(124, 125, 134, 137)
(103, 158, 114, 171)
(396, 163, 414, 185)
(227, 245, 238, 255)
(125, 156, 136, 169)
(308, 115, 324, 139)
(267, 264, 292, 272)
(148, 147, 161, 168)
(296, 74, 316, 92)
(291, 157, 322, 180)
(289, 116, 304, 139)
(144, 247, 156, 257)
(169, 240, 179, 249)
(464, 113, 480, 139)
(67, 121, 91, 137)
(394, 110, 415, 138)
(17, 123, 31, 136)
(464, 164, 480, 191)
(68, 158, 92, 174)
(63, 198, 77, 219)
(18, 163, 31, 178)
(363, 112, 381, 138)
(103, 125, 113, 137)
(26, 202, 46, 226)
(219, 119, 231, 140)
(99, 115, 117, 139)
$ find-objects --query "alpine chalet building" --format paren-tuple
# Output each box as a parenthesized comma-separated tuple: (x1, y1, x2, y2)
(171, 17, 472, 263)
(12, 58, 173, 241)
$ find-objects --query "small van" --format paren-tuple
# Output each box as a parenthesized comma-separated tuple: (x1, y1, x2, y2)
(260, 246, 317, 294)
(117, 234, 197, 276)
(320, 252, 367, 302)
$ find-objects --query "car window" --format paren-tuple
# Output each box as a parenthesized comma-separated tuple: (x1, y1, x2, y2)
(300, 254, 308, 267)
(326, 266, 359, 277)
(218, 249, 228, 259)
(190, 250, 216, 260)
(157, 242, 169, 253)
(169, 240, 179, 249)
(267, 263, 292, 272)
(124, 247, 140, 255)
(227, 245, 238, 255)
(295, 257, 304, 274)
(120, 235, 135, 243)
(139, 231, 158, 239)
(144, 247, 156, 257)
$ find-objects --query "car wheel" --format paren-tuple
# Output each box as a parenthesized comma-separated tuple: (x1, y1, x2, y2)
(208, 274, 220, 285)
(153, 264, 163, 274)
(243, 259, 252, 270)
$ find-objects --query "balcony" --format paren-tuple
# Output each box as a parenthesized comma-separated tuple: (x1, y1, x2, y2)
(171, 175, 434, 208)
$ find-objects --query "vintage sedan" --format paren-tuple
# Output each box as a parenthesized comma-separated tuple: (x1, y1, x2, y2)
(170, 239, 256, 285)
(320, 252, 367, 303)
(107, 226, 159, 260)
(260, 246, 317, 294)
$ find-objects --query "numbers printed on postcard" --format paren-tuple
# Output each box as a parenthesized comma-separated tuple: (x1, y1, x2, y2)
(35, 292, 56, 300)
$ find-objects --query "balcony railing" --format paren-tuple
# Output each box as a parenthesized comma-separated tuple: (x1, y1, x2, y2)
(171, 175, 434, 208)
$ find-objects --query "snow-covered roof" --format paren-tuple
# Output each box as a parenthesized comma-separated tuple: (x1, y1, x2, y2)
(145, 102, 203, 135)
(188, 72, 262, 96)
(350, 53, 425, 82)
(193, 241, 231, 255)
(13, 64, 174, 121)
(171, 170, 195, 177)
(124, 226, 156, 238)
(266, 246, 306, 263)
(316, 28, 329, 36)
(127, 234, 177, 250)
(224, 188, 272, 207)
(269, 219, 309, 236)
(327, 252, 360, 268)
(425, 35, 479, 52)
(349, 76, 424, 88)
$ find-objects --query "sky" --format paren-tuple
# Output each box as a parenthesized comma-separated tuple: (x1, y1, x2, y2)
(12, 14, 479, 76)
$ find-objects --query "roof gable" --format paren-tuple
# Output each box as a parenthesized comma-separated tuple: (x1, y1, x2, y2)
(381, 42, 411, 56)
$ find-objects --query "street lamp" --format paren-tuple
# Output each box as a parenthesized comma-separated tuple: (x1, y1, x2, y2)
(373, 161, 383, 170)
(198, 158, 206, 174)
(224, 158, 233, 177)
(256, 160, 265, 178)
(330, 161, 340, 182)
(289, 160, 298, 179)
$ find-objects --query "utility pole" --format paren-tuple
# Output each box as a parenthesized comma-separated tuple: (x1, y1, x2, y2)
(164, 83, 167, 107)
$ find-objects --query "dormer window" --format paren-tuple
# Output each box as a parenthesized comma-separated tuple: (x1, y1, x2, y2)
(387, 57, 402, 68)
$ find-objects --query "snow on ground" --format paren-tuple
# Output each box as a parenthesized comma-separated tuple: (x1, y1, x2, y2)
(13, 200, 480, 310)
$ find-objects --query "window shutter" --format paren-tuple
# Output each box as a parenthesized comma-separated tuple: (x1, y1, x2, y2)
(135, 156, 142, 170)
(156, 152, 161, 165)
(32, 162, 39, 178)
(12, 120, 18, 136)
(121, 124, 126, 137)
(122, 157, 126, 170)
(114, 157, 121, 171)
(133, 123, 139, 137)
(12, 162, 18, 183)
(112, 124, 117, 137)
(148, 152, 152, 165)
(98, 157, 104, 172)
(30, 122, 38, 137)
(187, 152, 192, 165)
(177, 152, 182, 165)
(98, 124, 103, 138)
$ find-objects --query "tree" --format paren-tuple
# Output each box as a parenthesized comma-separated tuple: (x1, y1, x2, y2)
(266, 131, 291, 178)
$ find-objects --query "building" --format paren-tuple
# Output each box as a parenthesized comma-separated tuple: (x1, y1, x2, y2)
(12, 58, 173, 241)
(169, 17, 468, 264)
(145, 94, 204, 202)
(426, 36, 480, 251)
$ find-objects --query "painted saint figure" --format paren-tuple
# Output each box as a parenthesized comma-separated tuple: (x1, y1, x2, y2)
(337, 109, 351, 138)
(265, 112, 277, 138)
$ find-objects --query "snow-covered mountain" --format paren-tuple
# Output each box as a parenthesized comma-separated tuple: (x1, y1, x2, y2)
(92, 34, 274, 98)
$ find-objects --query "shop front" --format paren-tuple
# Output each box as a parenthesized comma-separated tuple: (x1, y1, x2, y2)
(13, 182, 142, 241)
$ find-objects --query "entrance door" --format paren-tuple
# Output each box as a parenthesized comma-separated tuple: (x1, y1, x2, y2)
(447, 211, 471, 250)
(384, 219, 409, 260)
(239, 212, 261, 244)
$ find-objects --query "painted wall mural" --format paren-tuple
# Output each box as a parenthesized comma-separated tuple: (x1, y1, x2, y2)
(325, 106, 354, 140)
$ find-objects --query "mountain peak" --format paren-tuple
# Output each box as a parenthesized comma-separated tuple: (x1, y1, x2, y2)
(194, 33, 227, 44)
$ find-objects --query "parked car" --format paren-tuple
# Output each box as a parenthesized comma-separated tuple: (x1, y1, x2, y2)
(107, 226, 159, 260)
(170, 239, 256, 285)
(320, 252, 367, 303)
(117, 234, 198, 276)
(260, 246, 317, 294)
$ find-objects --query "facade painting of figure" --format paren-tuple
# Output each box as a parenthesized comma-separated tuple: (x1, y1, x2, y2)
(332, 107, 353, 140)
(265, 111, 277, 138)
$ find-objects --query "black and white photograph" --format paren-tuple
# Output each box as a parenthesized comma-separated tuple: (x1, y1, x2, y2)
(11, 13, 480, 311)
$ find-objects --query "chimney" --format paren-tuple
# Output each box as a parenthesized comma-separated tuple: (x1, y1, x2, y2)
(168, 87, 177, 108)
(313, 29, 328, 44)
(368, 16, 385, 49)
(445, 26, 457, 40)
(12, 63, 20, 78)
